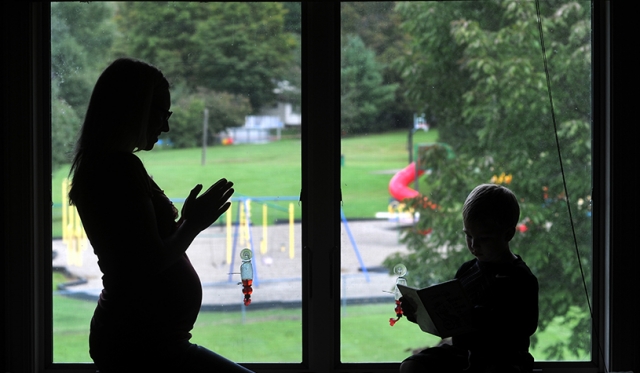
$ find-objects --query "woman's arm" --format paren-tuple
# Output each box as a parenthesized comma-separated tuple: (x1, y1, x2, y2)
(75, 156, 233, 275)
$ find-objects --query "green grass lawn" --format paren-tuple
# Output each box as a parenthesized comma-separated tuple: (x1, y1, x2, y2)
(340, 130, 438, 218)
(52, 130, 438, 237)
(52, 292, 590, 363)
(53, 272, 589, 363)
(51, 131, 590, 363)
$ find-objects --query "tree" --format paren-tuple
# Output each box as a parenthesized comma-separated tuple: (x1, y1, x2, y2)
(113, 2, 297, 113)
(282, 2, 301, 35)
(341, 35, 397, 135)
(279, 2, 301, 109)
(51, 84, 81, 170)
(50, 2, 116, 170)
(341, 2, 413, 131)
(386, 1, 592, 359)
(163, 86, 251, 149)
(111, 2, 206, 87)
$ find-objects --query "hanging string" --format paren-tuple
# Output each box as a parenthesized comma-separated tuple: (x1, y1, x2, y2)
(534, 1, 607, 371)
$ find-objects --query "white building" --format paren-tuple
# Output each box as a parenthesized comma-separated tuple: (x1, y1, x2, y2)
(226, 102, 301, 144)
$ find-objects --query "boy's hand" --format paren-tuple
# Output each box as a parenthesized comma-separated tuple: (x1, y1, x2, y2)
(400, 296, 418, 323)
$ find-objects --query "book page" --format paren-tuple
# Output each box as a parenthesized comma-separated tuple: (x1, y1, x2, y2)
(398, 280, 473, 338)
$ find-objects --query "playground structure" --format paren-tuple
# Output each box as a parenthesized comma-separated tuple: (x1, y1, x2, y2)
(59, 180, 370, 287)
(385, 142, 455, 224)
(380, 115, 449, 223)
(59, 180, 301, 278)
(61, 179, 88, 267)
(225, 196, 370, 285)
(388, 162, 425, 201)
(224, 196, 299, 287)
(385, 141, 547, 234)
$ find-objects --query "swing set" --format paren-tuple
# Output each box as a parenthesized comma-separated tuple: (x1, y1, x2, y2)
(225, 196, 371, 287)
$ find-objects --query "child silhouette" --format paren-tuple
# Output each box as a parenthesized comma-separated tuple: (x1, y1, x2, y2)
(400, 184, 538, 373)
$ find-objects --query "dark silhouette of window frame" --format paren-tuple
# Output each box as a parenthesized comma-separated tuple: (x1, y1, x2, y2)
(2, 2, 639, 373)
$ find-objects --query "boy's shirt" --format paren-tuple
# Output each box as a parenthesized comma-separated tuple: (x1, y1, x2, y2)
(452, 255, 538, 357)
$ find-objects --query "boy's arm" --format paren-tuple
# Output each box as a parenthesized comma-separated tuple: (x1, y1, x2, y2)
(472, 273, 539, 337)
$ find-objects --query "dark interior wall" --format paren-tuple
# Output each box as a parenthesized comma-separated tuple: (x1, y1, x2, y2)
(1, 2, 638, 372)
(2, 2, 48, 372)
(608, 2, 638, 370)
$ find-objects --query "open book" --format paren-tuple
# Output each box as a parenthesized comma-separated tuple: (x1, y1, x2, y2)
(397, 279, 474, 338)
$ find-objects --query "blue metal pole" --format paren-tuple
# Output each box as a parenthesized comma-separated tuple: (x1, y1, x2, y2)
(340, 207, 370, 282)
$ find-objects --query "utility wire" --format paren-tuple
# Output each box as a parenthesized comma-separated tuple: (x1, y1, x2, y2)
(533, 1, 607, 371)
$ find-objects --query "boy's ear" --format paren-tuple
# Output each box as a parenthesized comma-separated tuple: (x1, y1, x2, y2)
(504, 227, 516, 242)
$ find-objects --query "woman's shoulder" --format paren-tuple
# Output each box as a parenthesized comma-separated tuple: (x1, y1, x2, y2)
(71, 152, 151, 199)
(98, 151, 144, 168)
(80, 151, 145, 175)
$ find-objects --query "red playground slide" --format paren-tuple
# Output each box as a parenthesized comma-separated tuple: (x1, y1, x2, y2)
(388, 162, 425, 201)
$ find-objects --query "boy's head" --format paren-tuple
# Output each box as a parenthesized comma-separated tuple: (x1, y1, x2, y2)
(462, 184, 520, 262)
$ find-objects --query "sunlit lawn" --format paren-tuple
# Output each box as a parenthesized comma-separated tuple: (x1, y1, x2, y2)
(51, 131, 589, 363)
(53, 273, 589, 363)
(52, 130, 438, 237)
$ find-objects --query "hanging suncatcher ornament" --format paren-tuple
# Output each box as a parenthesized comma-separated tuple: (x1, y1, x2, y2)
(389, 264, 407, 326)
(239, 248, 253, 306)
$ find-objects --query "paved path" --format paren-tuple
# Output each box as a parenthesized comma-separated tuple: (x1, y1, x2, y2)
(53, 219, 410, 308)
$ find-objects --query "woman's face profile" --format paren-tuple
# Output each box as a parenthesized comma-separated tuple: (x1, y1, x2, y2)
(143, 88, 171, 151)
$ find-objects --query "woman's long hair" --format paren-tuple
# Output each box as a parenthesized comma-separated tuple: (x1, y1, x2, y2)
(68, 58, 169, 204)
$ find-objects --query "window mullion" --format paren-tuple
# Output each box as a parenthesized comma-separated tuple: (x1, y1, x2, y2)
(302, 2, 341, 372)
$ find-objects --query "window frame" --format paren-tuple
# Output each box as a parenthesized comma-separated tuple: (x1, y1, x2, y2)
(3, 1, 638, 373)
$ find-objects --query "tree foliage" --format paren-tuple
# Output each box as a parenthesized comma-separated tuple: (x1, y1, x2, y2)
(51, 84, 81, 170)
(341, 2, 413, 131)
(386, 1, 592, 359)
(49, 2, 300, 154)
(50, 2, 116, 170)
(341, 35, 397, 135)
(282, 2, 302, 35)
(107, 2, 299, 148)
(163, 85, 251, 149)
(113, 2, 297, 112)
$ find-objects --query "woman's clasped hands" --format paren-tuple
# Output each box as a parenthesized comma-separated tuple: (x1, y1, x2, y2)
(181, 178, 235, 232)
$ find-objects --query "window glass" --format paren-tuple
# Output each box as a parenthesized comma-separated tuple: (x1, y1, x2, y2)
(51, 2, 301, 363)
(340, 1, 592, 363)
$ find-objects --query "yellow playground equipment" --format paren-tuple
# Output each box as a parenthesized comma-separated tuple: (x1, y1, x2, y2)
(225, 198, 296, 263)
(61, 179, 88, 267)
(60, 179, 298, 273)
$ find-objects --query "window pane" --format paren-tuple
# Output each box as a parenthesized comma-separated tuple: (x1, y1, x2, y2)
(340, 1, 592, 363)
(51, 1, 301, 363)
